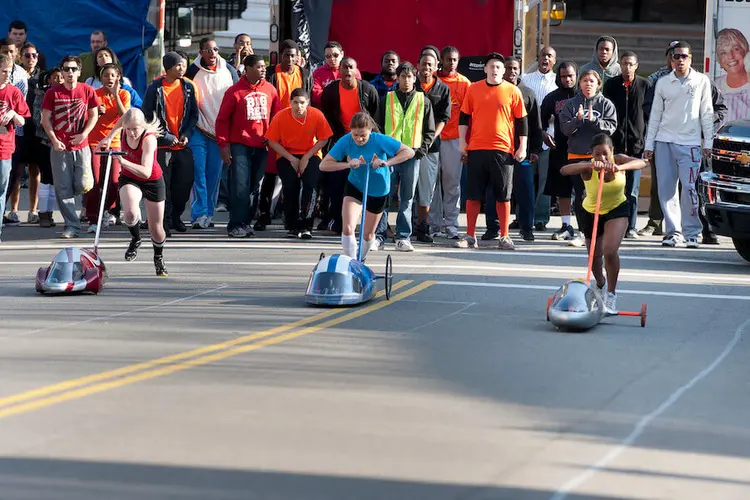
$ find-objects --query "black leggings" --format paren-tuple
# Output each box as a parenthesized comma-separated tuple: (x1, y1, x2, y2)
(277, 155, 322, 231)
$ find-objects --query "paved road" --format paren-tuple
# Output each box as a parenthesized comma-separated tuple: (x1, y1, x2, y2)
(1, 214, 749, 500)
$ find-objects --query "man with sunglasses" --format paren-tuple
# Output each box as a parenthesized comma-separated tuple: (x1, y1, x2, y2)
(41, 55, 100, 239)
(311, 41, 360, 108)
(185, 37, 238, 230)
(644, 41, 714, 249)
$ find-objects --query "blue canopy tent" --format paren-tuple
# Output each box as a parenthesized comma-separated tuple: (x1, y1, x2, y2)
(0, 0, 157, 95)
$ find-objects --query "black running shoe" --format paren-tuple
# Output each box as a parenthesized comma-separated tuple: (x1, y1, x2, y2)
(125, 238, 142, 262)
(154, 255, 168, 277)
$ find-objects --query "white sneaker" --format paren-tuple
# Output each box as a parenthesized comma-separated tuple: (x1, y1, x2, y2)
(455, 235, 478, 249)
(568, 233, 585, 247)
(27, 211, 40, 224)
(193, 215, 209, 229)
(5, 211, 20, 225)
(604, 292, 618, 315)
(87, 223, 97, 234)
(395, 239, 414, 252)
(107, 214, 117, 226)
(686, 237, 700, 249)
(368, 238, 381, 252)
(215, 203, 228, 213)
(228, 226, 249, 238)
(662, 234, 686, 248)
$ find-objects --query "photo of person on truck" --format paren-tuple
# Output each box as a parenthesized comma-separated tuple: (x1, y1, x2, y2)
(714, 28, 750, 122)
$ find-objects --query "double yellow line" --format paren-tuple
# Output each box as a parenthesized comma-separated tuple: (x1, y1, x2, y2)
(0, 280, 435, 419)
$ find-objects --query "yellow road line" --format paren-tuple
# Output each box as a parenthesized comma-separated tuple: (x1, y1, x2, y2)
(0, 280, 413, 410)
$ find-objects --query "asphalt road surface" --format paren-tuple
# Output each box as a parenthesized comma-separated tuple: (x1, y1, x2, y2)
(1, 212, 749, 500)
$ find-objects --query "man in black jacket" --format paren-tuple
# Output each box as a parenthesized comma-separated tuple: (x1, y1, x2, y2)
(484, 56, 542, 242)
(603, 50, 650, 239)
(320, 57, 379, 233)
(373, 61, 436, 252)
(142, 52, 199, 235)
(540, 61, 578, 241)
(414, 51, 451, 243)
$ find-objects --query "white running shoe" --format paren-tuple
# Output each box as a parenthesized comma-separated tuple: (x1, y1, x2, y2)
(395, 239, 415, 252)
(604, 292, 618, 315)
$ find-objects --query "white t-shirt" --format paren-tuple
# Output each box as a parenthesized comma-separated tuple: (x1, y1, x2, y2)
(716, 74, 750, 125)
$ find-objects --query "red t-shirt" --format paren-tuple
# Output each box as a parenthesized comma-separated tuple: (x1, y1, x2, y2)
(121, 131, 162, 181)
(0, 84, 30, 160)
(42, 83, 100, 151)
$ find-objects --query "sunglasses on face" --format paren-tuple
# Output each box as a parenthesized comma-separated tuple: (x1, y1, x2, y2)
(23, 53, 38, 58)
(672, 53, 690, 60)
(62, 66, 79, 72)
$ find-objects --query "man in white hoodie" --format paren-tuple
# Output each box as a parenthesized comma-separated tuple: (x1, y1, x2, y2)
(185, 36, 239, 229)
(644, 41, 714, 248)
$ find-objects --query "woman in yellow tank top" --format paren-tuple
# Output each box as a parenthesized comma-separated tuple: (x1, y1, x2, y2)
(560, 133, 646, 313)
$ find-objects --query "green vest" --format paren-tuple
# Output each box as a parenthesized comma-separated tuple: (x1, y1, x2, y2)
(384, 91, 425, 149)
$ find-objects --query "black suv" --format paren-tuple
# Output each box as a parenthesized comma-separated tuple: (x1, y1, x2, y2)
(699, 120, 750, 262)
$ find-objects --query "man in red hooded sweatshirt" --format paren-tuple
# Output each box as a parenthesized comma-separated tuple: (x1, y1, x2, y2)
(216, 54, 280, 237)
(311, 41, 361, 108)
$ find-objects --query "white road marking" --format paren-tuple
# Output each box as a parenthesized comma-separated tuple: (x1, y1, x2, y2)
(4, 284, 228, 339)
(549, 317, 750, 500)
(408, 302, 477, 332)
(0, 241, 744, 266)
(2, 261, 749, 285)
(434, 281, 750, 301)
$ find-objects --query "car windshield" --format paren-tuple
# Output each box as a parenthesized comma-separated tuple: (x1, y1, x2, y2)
(48, 262, 84, 283)
(310, 272, 357, 296)
(555, 283, 597, 313)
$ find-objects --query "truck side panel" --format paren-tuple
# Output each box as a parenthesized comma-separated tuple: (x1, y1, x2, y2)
(328, 0, 514, 75)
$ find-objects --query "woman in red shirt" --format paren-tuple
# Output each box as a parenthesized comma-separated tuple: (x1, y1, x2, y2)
(99, 108, 168, 277)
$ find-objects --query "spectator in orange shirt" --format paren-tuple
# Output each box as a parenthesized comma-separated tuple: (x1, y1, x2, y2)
(456, 52, 528, 251)
(266, 88, 333, 239)
(85, 63, 130, 234)
(431, 46, 471, 239)
(255, 39, 313, 232)
(142, 51, 199, 236)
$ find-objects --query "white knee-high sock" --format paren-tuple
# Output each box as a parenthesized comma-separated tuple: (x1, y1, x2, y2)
(361, 237, 374, 262)
(342, 234, 357, 259)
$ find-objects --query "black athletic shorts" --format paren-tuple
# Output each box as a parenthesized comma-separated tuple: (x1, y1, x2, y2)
(119, 175, 166, 203)
(544, 155, 575, 198)
(343, 180, 388, 214)
(466, 150, 514, 202)
(578, 200, 629, 240)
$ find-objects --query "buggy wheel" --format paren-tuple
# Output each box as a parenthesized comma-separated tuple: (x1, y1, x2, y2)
(641, 303, 647, 328)
(385, 254, 393, 300)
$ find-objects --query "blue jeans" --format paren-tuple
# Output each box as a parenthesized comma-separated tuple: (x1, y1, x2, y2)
(625, 168, 641, 231)
(376, 157, 419, 240)
(190, 129, 223, 221)
(534, 150, 551, 225)
(0, 159, 11, 240)
(228, 144, 267, 232)
(486, 160, 534, 232)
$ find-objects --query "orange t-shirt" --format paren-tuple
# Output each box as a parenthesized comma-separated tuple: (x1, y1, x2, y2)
(276, 66, 303, 109)
(422, 79, 435, 93)
(437, 71, 471, 140)
(461, 80, 526, 154)
(339, 81, 360, 132)
(163, 79, 185, 150)
(265, 107, 333, 158)
(90, 88, 131, 148)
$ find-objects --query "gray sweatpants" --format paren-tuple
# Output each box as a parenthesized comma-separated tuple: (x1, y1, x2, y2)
(51, 148, 92, 235)
(654, 141, 702, 240)
(428, 138, 462, 237)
